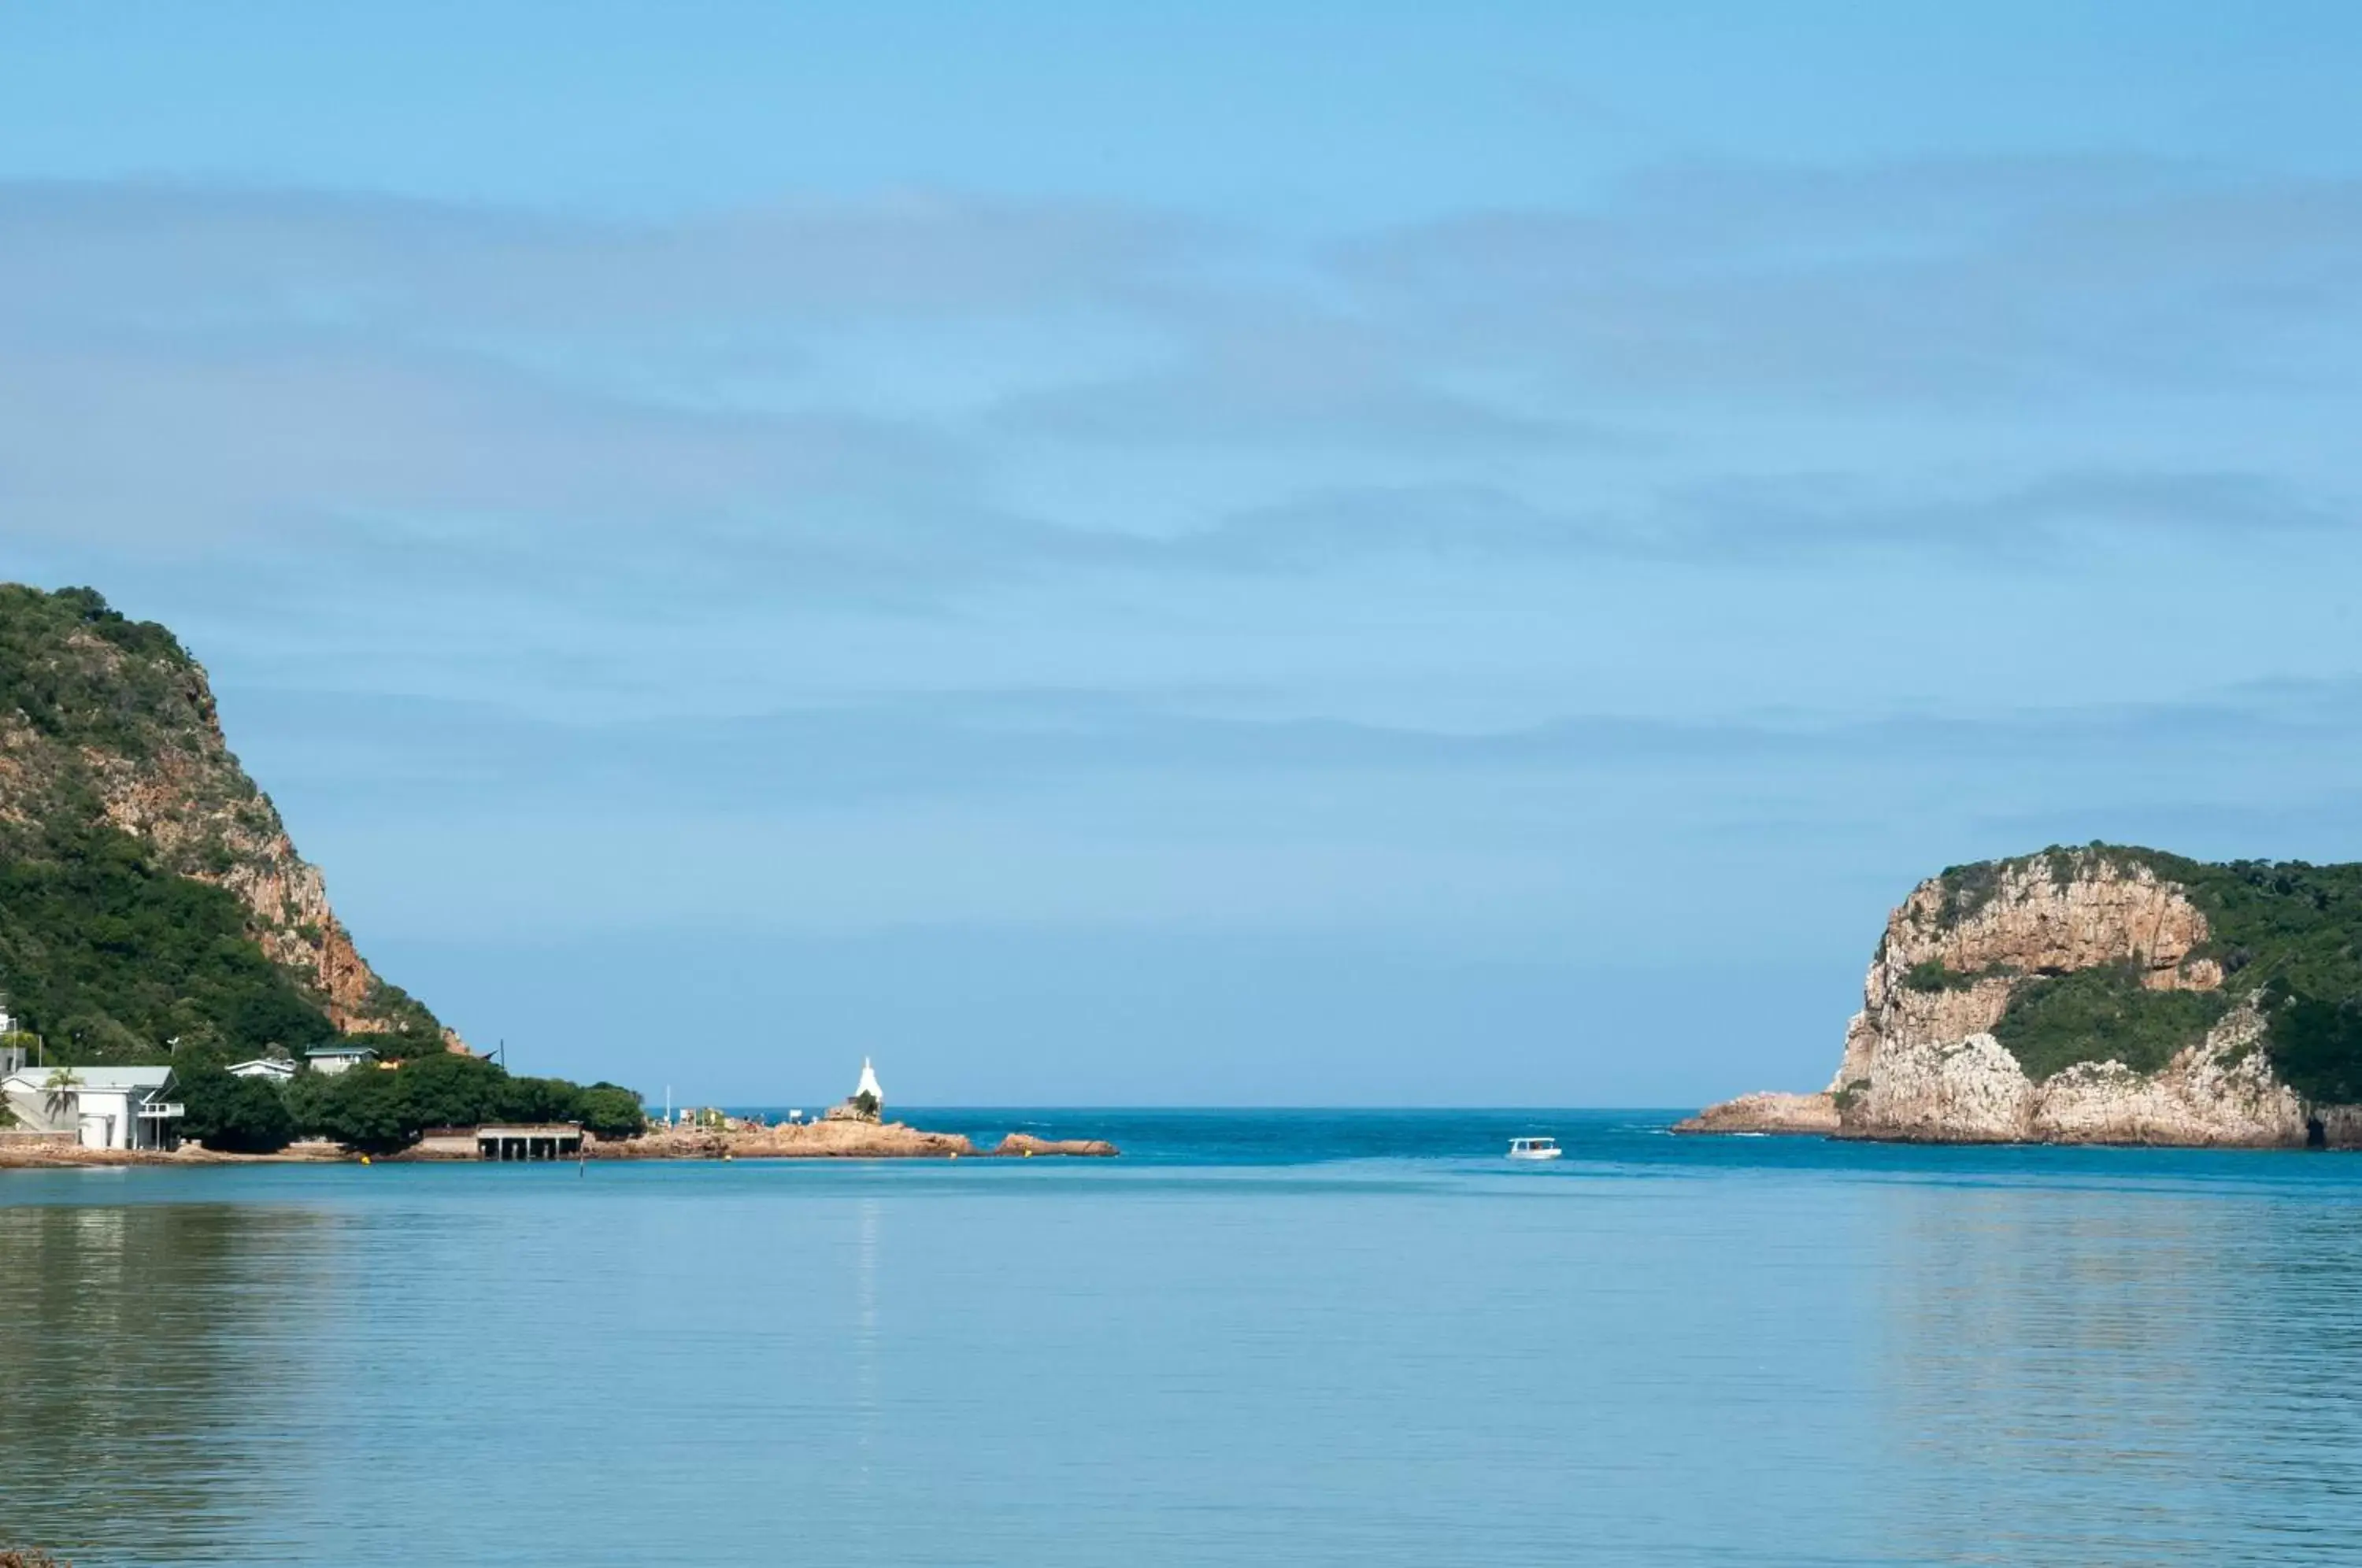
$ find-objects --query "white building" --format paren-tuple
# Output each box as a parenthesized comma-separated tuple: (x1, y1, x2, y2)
(305, 1044, 379, 1076)
(1, 1065, 184, 1150)
(824, 1057, 887, 1122)
(227, 1058, 298, 1084)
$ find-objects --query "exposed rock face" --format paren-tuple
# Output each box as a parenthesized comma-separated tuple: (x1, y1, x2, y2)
(1832, 854, 2217, 1090)
(1690, 847, 2359, 1147)
(1839, 1004, 2301, 1145)
(74, 668, 426, 1037)
(0, 586, 454, 1048)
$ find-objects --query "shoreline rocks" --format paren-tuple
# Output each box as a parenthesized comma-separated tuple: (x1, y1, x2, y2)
(1, 1121, 1120, 1168)
(596, 1119, 979, 1160)
(1671, 1092, 1838, 1136)
(0, 1137, 351, 1169)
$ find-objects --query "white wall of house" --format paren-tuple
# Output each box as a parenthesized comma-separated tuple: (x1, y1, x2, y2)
(1, 1070, 180, 1149)
(79, 1087, 134, 1148)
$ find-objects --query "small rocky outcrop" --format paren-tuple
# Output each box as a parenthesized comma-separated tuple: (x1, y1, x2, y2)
(593, 1121, 1120, 1159)
(601, 1120, 976, 1159)
(990, 1132, 1120, 1157)
(1686, 846, 2362, 1146)
(1671, 1092, 1838, 1136)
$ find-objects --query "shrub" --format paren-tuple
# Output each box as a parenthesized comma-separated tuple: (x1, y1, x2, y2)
(1901, 960, 2005, 993)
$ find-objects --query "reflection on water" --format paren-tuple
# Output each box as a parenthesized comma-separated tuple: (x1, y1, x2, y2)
(0, 1198, 339, 1561)
(1876, 1184, 2362, 1563)
(6, 1126, 2362, 1566)
(852, 1195, 880, 1547)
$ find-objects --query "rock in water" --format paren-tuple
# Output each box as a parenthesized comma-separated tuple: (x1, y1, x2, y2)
(990, 1133, 1120, 1157)
(1671, 1092, 1838, 1136)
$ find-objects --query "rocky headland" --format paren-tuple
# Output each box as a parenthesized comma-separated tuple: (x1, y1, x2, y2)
(1680, 846, 2362, 1147)
(0, 584, 456, 1056)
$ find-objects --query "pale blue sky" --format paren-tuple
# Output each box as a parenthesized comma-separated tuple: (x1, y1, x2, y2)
(5, 2, 2360, 1103)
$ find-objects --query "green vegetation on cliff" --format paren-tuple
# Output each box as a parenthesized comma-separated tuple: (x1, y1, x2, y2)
(1, 584, 647, 1142)
(0, 584, 441, 1060)
(0, 583, 197, 758)
(1956, 845, 2362, 1101)
(0, 821, 338, 1063)
(1993, 962, 2232, 1082)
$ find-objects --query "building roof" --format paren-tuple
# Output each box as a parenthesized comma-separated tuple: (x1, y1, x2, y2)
(228, 1058, 296, 1073)
(2, 1065, 173, 1092)
(305, 1043, 379, 1058)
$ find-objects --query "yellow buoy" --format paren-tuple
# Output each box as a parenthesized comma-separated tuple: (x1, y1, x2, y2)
(360, 1156, 371, 1166)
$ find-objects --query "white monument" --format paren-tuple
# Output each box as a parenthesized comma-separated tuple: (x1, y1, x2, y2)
(827, 1057, 886, 1122)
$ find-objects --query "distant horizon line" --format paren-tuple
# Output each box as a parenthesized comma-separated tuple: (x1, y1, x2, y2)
(708, 1103, 1705, 1113)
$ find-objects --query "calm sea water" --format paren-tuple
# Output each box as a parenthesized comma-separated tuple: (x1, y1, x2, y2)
(7, 1109, 2362, 1566)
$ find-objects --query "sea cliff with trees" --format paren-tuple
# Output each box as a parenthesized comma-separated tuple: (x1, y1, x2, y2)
(1684, 845, 2362, 1145)
(0, 583, 644, 1156)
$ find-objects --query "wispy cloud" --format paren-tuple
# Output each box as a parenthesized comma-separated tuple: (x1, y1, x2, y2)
(5, 159, 2358, 585)
(1343, 157, 2362, 404)
(235, 675, 2362, 812)
(0, 182, 1204, 328)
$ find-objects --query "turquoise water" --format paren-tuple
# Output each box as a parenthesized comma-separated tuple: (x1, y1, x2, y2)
(7, 1110, 2362, 1566)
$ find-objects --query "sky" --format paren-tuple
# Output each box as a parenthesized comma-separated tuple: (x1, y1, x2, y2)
(5, 2, 2361, 1105)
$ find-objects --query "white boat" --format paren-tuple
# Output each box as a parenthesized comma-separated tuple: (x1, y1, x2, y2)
(1506, 1136, 1562, 1161)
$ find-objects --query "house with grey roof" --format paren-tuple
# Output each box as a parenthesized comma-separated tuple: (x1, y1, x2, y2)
(305, 1043, 379, 1076)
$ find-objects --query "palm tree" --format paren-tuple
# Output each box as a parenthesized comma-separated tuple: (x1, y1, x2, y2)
(41, 1066, 83, 1128)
